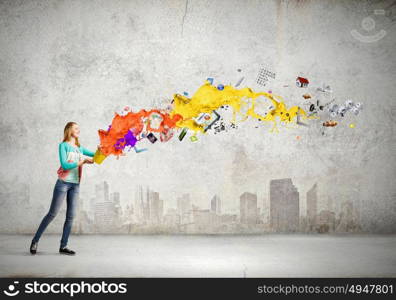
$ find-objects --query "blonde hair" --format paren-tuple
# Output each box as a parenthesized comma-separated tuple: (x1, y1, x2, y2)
(63, 122, 80, 147)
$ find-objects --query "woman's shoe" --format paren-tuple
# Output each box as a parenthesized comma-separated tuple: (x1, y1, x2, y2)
(30, 241, 38, 255)
(59, 247, 76, 255)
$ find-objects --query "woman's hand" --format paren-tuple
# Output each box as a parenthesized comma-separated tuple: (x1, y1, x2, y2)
(84, 158, 94, 164)
(77, 158, 93, 166)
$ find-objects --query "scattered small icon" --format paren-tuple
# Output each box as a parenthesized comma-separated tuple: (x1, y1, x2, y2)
(146, 133, 158, 143)
(234, 77, 244, 87)
(178, 128, 188, 141)
(296, 77, 309, 88)
(323, 120, 338, 127)
(256, 68, 275, 86)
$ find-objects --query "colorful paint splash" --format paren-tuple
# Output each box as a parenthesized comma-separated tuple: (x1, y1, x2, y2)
(98, 109, 182, 157)
(94, 81, 309, 163)
(170, 81, 307, 132)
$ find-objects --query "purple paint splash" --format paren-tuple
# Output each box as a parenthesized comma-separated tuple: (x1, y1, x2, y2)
(114, 130, 137, 150)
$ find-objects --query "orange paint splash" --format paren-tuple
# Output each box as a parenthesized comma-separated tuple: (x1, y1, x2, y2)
(98, 109, 182, 156)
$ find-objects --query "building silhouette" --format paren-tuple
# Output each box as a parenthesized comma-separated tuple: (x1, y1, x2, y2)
(317, 210, 336, 233)
(159, 198, 164, 223)
(177, 193, 192, 224)
(270, 178, 300, 232)
(95, 181, 109, 202)
(94, 201, 117, 233)
(110, 192, 122, 223)
(163, 208, 180, 226)
(306, 183, 318, 231)
(90, 181, 109, 219)
(210, 195, 221, 215)
(192, 208, 212, 231)
(240, 192, 258, 224)
(327, 195, 334, 212)
(134, 185, 148, 223)
(148, 190, 163, 224)
(336, 200, 360, 232)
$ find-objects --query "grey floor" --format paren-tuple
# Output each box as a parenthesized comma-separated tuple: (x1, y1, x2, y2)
(0, 234, 395, 277)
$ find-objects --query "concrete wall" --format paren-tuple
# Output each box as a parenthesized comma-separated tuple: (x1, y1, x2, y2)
(0, 0, 395, 233)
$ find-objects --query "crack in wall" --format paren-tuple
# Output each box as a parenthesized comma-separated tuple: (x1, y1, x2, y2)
(181, 0, 189, 37)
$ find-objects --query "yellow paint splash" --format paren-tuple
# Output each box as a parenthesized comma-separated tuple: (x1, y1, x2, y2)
(170, 81, 308, 133)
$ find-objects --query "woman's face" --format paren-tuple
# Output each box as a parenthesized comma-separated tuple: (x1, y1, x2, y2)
(71, 124, 80, 138)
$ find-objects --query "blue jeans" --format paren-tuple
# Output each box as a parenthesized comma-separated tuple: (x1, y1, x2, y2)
(32, 179, 79, 248)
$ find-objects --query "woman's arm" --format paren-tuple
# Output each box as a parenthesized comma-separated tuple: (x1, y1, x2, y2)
(81, 146, 95, 157)
(59, 143, 78, 170)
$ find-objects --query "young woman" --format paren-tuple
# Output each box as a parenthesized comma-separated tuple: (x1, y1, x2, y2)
(30, 122, 97, 255)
